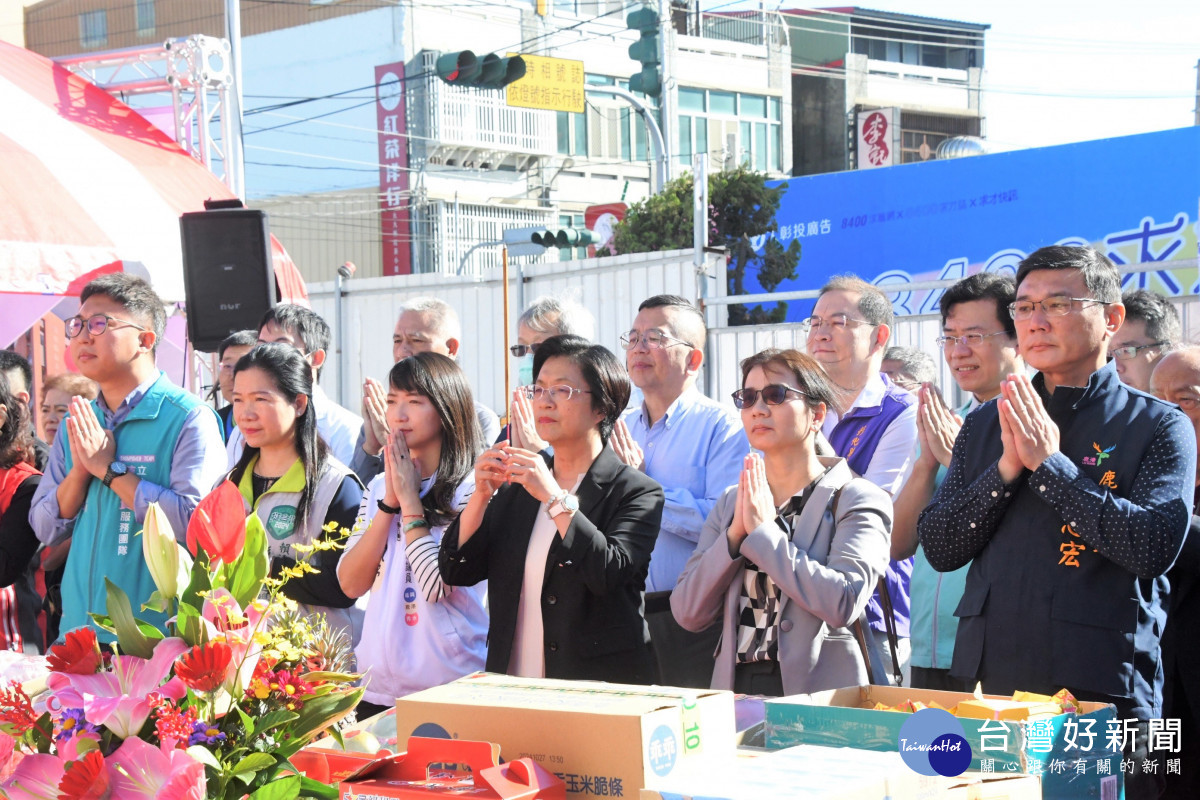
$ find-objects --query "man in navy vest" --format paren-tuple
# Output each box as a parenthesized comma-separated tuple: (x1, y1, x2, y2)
(920, 246, 1195, 799)
(30, 274, 226, 640)
(808, 275, 917, 683)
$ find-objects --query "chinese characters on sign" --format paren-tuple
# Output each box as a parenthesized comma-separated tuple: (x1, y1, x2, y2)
(856, 108, 897, 170)
(375, 62, 412, 276)
(505, 54, 585, 113)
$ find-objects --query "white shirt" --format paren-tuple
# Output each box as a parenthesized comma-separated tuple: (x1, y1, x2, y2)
(226, 384, 363, 470)
(821, 372, 918, 499)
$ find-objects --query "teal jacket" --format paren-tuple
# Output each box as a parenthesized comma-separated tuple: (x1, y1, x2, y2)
(60, 375, 214, 640)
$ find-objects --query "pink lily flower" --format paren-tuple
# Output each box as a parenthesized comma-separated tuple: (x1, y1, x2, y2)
(107, 737, 205, 800)
(46, 638, 189, 739)
(200, 589, 264, 695)
(0, 752, 64, 800)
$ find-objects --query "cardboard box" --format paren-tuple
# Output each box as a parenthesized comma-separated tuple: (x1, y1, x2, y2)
(393, 673, 737, 800)
(639, 743, 948, 800)
(340, 737, 565, 800)
(765, 685, 1123, 799)
(945, 774, 1042, 800)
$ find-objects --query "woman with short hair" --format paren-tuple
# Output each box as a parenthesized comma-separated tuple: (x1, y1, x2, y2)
(672, 348, 892, 696)
(441, 335, 664, 684)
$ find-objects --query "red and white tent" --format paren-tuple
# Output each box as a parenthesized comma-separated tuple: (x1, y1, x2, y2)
(0, 40, 307, 348)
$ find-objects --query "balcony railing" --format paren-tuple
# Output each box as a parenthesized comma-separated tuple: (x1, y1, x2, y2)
(410, 52, 557, 172)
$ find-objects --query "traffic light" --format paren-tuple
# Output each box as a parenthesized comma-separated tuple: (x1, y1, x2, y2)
(531, 229, 600, 248)
(435, 50, 527, 89)
(626, 7, 661, 98)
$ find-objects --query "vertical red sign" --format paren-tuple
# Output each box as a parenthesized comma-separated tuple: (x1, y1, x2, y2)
(375, 62, 412, 275)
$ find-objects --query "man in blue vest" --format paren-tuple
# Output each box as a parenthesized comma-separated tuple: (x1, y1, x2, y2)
(808, 275, 917, 683)
(920, 246, 1195, 799)
(30, 274, 226, 641)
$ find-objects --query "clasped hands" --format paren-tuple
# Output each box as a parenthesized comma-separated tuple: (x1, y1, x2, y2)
(474, 441, 560, 504)
(997, 372, 1060, 484)
(65, 396, 116, 480)
(726, 453, 778, 556)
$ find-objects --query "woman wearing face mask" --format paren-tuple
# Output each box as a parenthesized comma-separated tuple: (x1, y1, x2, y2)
(223, 343, 364, 636)
(441, 335, 664, 684)
(672, 348, 892, 697)
(338, 353, 486, 718)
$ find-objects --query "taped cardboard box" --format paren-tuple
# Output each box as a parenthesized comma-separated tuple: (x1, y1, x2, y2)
(638, 743, 948, 800)
(765, 685, 1122, 799)
(394, 673, 737, 800)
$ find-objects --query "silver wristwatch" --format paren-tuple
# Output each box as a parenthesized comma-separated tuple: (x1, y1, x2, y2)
(547, 491, 580, 519)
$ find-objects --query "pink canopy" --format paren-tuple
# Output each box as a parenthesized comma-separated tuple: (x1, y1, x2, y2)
(0, 41, 307, 347)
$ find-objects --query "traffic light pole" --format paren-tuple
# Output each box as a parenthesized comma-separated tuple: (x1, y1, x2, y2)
(584, 85, 669, 194)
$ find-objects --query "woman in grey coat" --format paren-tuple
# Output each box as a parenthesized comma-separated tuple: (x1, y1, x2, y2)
(672, 348, 892, 696)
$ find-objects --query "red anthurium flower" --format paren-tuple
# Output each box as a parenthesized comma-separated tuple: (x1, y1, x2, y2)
(57, 749, 110, 800)
(46, 629, 101, 675)
(185, 481, 246, 563)
(174, 643, 233, 693)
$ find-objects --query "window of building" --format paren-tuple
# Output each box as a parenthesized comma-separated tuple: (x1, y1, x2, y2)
(556, 110, 589, 157)
(136, 0, 156, 36)
(79, 10, 107, 49)
(676, 88, 782, 172)
(850, 21, 982, 71)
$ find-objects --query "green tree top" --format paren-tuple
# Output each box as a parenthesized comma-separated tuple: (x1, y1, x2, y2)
(604, 165, 800, 325)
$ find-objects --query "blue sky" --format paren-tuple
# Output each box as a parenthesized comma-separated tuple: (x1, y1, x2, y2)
(734, 1, 1200, 151)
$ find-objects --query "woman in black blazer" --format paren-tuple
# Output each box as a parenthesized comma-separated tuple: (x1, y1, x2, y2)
(440, 335, 664, 684)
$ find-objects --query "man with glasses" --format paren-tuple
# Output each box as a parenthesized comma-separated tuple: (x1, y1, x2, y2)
(30, 274, 226, 641)
(891, 272, 1022, 691)
(226, 305, 363, 469)
(1111, 288, 1180, 393)
(920, 246, 1195, 799)
(808, 275, 918, 684)
(612, 295, 748, 688)
(353, 297, 500, 483)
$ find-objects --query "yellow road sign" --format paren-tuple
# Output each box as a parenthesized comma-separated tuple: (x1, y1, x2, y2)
(506, 53, 585, 114)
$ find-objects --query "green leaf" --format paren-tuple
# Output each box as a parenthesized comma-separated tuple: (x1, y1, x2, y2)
(297, 776, 338, 800)
(327, 726, 345, 750)
(254, 710, 299, 733)
(236, 705, 256, 736)
(227, 514, 269, 609)
(248, 775, 301, 800)
(275, 689, 364, 758)
(177, 602, 208, 647)
(181, 550, 212, 610)
(299, 671, 358, 684)
(104, 578, 155, 658)
(185, 745, 222, 770)
(230, 751, 278, 776)
(141, 590, 168, 614)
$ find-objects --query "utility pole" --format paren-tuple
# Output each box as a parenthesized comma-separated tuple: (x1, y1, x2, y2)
(223, 0, 246, 199)
(657, 0, 674, 182)
(1195, 59, 1200, 125)
(585, 85, 669, 193)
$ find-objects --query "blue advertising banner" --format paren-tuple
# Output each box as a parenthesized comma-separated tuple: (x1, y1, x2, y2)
(747, 126, 1200, 320)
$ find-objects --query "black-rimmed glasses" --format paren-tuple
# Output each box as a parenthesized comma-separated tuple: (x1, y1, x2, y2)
(65, 314, 147, 339)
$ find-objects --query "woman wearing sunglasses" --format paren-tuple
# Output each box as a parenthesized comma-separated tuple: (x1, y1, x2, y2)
(672, 348, 892, 696)
(441, 334, 664, 684)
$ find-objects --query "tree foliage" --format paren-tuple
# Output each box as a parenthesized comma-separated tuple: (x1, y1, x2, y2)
(604, 165, 800, 324)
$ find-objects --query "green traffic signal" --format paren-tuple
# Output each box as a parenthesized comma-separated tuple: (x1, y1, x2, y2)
(530, 229, 600, 249)
(625, 7, 662, 99)
(435, 50, 526, 89)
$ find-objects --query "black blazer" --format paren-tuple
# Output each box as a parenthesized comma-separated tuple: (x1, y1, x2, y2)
(440, 445, 664, 684)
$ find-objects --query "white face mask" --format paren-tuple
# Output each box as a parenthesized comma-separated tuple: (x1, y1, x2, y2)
(518, 356, 534, 387)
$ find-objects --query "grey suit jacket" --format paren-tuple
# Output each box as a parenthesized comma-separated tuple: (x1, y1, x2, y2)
(671, 457, 891, 695)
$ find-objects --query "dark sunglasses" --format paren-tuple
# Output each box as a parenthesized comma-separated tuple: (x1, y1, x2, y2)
(509, 343, 539, 358)
(731, 384, 807, 409)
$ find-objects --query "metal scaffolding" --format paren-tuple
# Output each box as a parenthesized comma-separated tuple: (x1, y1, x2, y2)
(54, 35, 245, 199)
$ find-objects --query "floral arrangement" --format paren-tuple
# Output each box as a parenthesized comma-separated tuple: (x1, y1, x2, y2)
(0, 480, 363, 800)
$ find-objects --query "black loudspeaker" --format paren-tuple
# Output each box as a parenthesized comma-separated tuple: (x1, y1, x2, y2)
(180, 208, 276, 353)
